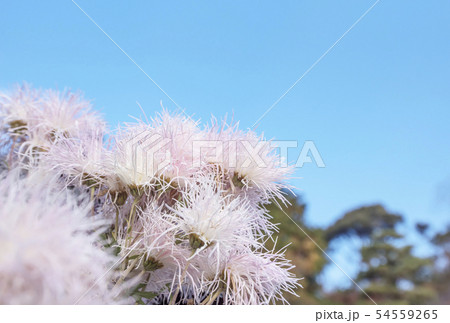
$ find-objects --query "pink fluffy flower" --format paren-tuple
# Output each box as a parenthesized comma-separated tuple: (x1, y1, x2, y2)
(170, 175, 261, 259)
(0, 84, 41, 131)
(203, 118, 293, 204)
(194, 248, 300, 305)
(35, 88, 106, 141)
(0, 172, 126, 304)
(0, 84, 106, 167)
(112, 111, 202, 189)
(222, 249, 300, 304)
(45, 129, 112, 187)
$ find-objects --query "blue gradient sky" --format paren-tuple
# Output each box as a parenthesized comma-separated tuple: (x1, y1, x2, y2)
(1, 1, 449, 289)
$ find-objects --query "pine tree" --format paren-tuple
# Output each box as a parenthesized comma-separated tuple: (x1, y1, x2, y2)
(430, 225, 450, 303)
(325, 205, 436, 304)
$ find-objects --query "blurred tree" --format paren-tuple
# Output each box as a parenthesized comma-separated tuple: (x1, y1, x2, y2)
(268, 197, 447, 305)
(415, 222, 430, 236)
(325, 205, 436, 304)
(430, 225, 450, 304)
(325, 205, 402, 242)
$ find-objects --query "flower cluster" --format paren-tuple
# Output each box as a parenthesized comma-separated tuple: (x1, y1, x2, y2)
(0, 84, 300, 305)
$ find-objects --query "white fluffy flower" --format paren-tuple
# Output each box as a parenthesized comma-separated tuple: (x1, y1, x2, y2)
(222, 250, 300, 304)
(112, 111, 201, 189)
(170, 176, 260, 258)
(45, 129, 112, 187)
(0, 85, 106, 168)
(204, 119, 292, 204)
(0, 84, 41, 129)
(194, 248, 300, 305)
(0, 84, 41, 167)
(36, 88, 105, 140)
(0, 173, 123, 304)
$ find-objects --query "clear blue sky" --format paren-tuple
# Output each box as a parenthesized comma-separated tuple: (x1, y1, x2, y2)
(1, 1, 449, 289)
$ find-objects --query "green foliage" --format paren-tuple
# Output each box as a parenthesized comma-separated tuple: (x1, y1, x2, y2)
(268, 199, 446, 305)
(325, 204, 402, 242)
(325, 205, 436, 304)
(430, 225, 450, 303)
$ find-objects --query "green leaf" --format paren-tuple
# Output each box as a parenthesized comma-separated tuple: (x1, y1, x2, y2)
(134, 291, 158, 300)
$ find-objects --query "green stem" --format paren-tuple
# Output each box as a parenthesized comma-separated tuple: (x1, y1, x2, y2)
(202, 288, 223, 305)
(114, 257, 140, 288)
(113, 206, 119, 240)
(169, 258, 192, 305)
(127, 196, 141, 235)
(90, 186, 96, 216)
